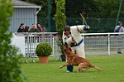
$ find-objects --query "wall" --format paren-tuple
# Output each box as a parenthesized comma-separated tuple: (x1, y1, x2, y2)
(11, 33, 25, 57)
(9, 8, 37, 32)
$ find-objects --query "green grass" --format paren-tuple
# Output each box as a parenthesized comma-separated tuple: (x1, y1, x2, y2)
(20, 55, 124, 82)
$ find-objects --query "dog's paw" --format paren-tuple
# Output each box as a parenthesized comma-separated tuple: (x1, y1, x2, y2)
(59, 66, 63, 69)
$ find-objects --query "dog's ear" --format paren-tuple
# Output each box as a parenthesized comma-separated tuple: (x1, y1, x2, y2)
(64, 49, 66, 52)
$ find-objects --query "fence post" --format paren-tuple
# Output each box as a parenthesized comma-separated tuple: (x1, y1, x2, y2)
(52, 35, 55, 56)
(115, 0, 123, 26)
(108, 34, 110, 55)
(26, 33, 30, 63)
(47, 0, 51, 31)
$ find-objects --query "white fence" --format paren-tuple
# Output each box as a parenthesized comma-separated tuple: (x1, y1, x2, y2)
(12, 32, 124, 62)
(12, 32, 59, 62)
(82, 32, 124, 55)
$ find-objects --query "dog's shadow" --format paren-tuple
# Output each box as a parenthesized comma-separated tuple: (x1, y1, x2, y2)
(72, 70, 100, 73)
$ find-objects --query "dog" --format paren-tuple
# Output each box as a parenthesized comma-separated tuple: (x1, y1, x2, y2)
(60, 43, 102, 72)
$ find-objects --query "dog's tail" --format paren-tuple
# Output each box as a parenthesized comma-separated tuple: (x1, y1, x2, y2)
(90, 65, 102, 71)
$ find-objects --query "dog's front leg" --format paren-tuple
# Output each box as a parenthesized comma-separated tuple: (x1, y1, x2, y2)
(60, 62, 69, 68)
(71, 57, 75, 65)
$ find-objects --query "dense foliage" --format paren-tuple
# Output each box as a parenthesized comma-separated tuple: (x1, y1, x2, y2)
(0, 0, 25, 82)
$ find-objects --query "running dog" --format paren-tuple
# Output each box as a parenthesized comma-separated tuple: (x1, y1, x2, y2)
(60, 43, 102, 72)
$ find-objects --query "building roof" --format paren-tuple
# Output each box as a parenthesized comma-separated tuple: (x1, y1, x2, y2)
(12, 0, 41, 8)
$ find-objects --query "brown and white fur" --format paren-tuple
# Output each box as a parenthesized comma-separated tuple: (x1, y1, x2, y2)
(60, 43, 102, 72)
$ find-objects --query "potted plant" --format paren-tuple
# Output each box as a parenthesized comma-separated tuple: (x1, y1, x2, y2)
(35, 42, 52, 63)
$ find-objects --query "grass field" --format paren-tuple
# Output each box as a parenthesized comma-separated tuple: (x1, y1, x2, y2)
(21, 54, 124, 82)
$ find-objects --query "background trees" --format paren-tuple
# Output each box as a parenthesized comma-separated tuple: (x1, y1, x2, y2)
(22, 0, 124, 18)
(21, 0, 124, 32)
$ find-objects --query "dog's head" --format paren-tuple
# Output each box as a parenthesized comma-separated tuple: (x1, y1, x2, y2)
(63, 42, 72, 53)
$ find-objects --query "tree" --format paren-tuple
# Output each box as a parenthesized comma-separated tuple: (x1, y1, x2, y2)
(54, 0, 66, 55)
(66, 0, 99, 18)
(94, 0, 124, 18)
(0, 0, 26, 81)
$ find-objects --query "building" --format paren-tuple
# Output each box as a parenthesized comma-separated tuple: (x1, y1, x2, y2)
(10, 0, 41, 32)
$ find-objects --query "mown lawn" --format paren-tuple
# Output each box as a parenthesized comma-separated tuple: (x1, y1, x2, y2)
(20, 55, 124, 82)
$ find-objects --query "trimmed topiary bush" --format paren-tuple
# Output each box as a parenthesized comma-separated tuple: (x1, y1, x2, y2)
(35, 42, 52, 56)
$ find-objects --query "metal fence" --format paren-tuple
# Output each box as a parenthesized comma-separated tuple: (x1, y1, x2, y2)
(38, 17, 124, 32)
(13, 32, 124, 62)
(10, 17, 124, 32)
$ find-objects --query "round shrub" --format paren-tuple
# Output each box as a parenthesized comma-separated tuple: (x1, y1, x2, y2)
(35, 42, 52, 56)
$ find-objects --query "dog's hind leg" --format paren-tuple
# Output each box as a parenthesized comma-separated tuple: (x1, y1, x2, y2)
(77, 63, 89, 72)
